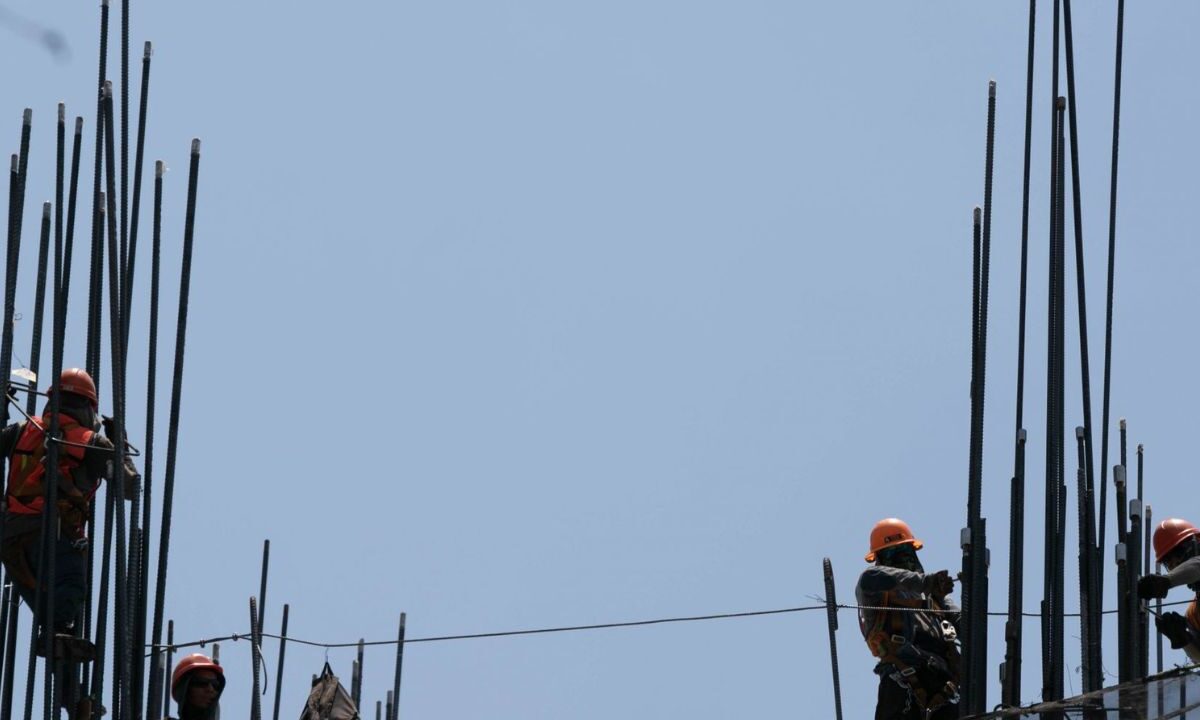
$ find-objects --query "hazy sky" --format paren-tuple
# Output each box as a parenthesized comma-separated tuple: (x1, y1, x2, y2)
(2, 1, 1200, 718)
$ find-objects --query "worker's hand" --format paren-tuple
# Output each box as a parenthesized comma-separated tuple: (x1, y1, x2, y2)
(922, 570, 954, 598)
(1138, 573, 1173, 600)
(100, 415, 116, 439)
(1157, 611, 1193, 650)
(91, 435, 115, 452)
(122, 459, 141, 498)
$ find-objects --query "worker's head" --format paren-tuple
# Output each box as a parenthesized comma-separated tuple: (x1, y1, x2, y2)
(172, 654, 225, 719)
(866, 518, 924, 571)
(1154, 518, 1200, 571)
(49, 368, 98, 410)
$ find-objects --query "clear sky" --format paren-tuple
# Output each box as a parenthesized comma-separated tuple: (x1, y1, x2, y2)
(2, 1, 1200, 718)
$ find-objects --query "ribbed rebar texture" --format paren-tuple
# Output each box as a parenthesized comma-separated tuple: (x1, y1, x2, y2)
(148, 139, 202, 694)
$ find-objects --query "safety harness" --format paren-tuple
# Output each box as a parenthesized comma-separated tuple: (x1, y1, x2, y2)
(860, 590, 961, 716)
(6, 414, 97, 539)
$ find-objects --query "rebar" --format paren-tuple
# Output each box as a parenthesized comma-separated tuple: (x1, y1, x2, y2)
(271, 604, 288, 720)
(1098, 0, 1127, 607)
(148, 139, 202, 696)
(250, 598, 262, 720)
(139, 160, 163, 720)
(390, 614, 404, 720)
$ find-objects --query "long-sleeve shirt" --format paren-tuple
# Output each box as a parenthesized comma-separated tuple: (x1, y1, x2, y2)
(856, 564, 961, 674)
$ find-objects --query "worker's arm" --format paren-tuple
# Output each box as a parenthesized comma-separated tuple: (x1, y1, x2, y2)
(82, 435, 140, 497)
(1169, 557, 1200, 588)
(857, 565, 927, 595)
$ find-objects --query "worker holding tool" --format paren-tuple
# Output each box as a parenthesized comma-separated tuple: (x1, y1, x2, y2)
(1138, 518, 1200, 662)
(0, 368, 138, 654)
(856, 518, 961, 720)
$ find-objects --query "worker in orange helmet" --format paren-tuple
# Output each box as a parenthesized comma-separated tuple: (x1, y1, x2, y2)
(856, 518, 960, 720)
(0, 368, 138, 655)
(169, 654, 226, 720)
(1137, 518, 1200, 662)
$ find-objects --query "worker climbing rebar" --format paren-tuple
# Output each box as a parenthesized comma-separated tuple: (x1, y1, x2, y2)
(0, 368, 137, 659)
(855, 518, 960, 720)
(1137, 518, 1200, 663)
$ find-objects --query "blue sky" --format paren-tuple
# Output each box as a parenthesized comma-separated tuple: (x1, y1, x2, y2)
(2, 1, 1200, 718)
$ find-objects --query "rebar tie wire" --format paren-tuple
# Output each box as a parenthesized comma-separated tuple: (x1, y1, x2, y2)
(145, 598, 1194, 656)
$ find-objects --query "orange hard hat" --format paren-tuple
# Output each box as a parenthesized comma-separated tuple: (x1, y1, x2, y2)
(51, 368, 98, 408)
(1153, 518, 1200, 564)
(171, 653, 225, 703)
(866, 518, 924, 562)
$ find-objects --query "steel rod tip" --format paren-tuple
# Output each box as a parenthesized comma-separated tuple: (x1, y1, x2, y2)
(144, 41, 153, 57)
(973, 206, 982, 221)
(1137, 443, 1144, 452)
(9, 155, 16, 173)
(988, 80, 996, 97)
(102, 81, 113, 98)
(75, 117, 83, 132)
(156, 160, 164, 177)
(58, 103, 65, 121)
(102, 0, 109, 6)
(1120, 417, 1127, 429)
(42, 202, 50, 216)
(22, 108, 31, 124)
(1056, 96, 1066, 110)
(191, 138, 201, 154)
(1075, 426, 1085, 438)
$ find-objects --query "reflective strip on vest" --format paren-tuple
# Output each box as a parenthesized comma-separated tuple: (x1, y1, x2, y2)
(5, 414, 94, 514)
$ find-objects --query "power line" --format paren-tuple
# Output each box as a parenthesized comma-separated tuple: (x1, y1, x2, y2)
(147, 598, 1192, 654)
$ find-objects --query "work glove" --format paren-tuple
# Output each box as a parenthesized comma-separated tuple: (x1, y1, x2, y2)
(1138, 573, 1173, 600)
(1156, 611, 1193, 650)
(922, 570, 954, 598)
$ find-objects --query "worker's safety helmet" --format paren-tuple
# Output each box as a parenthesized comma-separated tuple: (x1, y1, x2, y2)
(866, 518, 924, 562)
(1153, 518, 1200, 565)
(171, 653, 225, 704)
(50, 368, 98, 409)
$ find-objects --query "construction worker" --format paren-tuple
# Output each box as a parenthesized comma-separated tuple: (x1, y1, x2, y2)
(0, 368, 137, 653)
(1137, 518, 1200, 662)
(856, 518, 960, 720)
(169, 654, 226, 720)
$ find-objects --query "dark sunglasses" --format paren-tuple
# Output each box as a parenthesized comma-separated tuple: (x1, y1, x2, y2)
(877, 544, 917, 562)
(190, 678, 222, 691)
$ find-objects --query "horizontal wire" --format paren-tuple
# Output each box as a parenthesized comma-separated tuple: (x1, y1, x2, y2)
(147, 597, 1192, 654)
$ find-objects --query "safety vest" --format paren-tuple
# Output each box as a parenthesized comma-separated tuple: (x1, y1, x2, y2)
(6, 415, 97, 531)
(1188, 597, 1200, 633)
(860, 590, 961, 713)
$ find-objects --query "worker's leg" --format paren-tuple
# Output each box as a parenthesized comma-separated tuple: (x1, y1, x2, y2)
(17, 534, 86, 633)
(875, 677, 920, 720)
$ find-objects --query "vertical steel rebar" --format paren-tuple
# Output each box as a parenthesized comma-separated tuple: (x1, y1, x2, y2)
(391, 614, 404, 720)
(258, 540, 270, 642)
(62, 117, 83, 315)
(821, 559, 843, 720)
(249, 598, 262, 720)
(1142, 501, 1151, 679)
(271, 604, 288, 720)
(149, 139, 202, 710)
(83, 2, 110, 663)
(139, 160, 163, 720)
(1003, 1, 1037, 709)
(122, 42, 151, 356)
(1098, 0, 1127, 610)
(102, 84, 134, 720)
